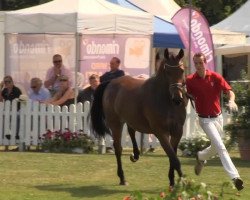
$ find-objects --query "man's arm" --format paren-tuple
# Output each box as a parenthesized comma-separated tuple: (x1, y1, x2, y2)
(227, 90, 236, 102)
(226, 90, 238, 112)
(44, 68, 56, 88)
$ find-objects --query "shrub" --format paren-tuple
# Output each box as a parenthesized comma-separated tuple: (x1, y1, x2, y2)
(178, 133, 230, 157)
(178, 133, 211, 157)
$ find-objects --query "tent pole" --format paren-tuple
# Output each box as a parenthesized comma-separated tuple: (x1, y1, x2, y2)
(188, 0, 192, 73)
(74, 33, 80, 105)
(74, 32, 80, 131)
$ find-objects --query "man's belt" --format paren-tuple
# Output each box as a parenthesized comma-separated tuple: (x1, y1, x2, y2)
(198, 113, 221, 118)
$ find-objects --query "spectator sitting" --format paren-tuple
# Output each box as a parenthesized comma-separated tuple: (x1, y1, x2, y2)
(28, 77, 51, 102)
(0, 75, 22, 141)
(77, 74, 100, 104)
(44, 54, 72, 96)
(100, 57, 125, 83)
(43, 75, 75, 107)
(0, 75, 22, 102)
(99, 57, 125, 154)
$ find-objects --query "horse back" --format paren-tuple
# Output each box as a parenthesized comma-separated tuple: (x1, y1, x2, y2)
(102, 76, 151, 131)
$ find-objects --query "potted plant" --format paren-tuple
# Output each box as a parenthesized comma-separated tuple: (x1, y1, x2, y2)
(224, 71, 250, 160)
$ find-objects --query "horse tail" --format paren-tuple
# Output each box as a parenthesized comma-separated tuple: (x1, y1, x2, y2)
(90, 81, 110, 137)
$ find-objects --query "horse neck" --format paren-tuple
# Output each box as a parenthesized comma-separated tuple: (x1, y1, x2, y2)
(148, 74, 171, 97)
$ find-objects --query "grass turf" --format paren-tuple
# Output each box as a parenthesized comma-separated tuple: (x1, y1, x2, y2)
(0, 149, 249, 200)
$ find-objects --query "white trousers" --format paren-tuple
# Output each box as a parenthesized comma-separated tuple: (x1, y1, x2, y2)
(198, 115, 240, 179)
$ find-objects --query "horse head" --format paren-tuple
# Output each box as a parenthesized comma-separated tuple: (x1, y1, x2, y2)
(159, 48, 185, 105)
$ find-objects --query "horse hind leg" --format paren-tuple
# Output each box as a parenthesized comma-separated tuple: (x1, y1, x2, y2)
(127, 125, 140, 162)
(111, 123, 128, 185)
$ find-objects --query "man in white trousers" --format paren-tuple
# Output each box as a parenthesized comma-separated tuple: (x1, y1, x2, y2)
(186, 52, 244, 191)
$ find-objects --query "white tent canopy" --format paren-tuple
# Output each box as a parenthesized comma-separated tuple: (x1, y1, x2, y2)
(4, 0, 153, 34)
(128, 0, 246, 45)
(128, 0, 180, 22)
(212, 1, 250, 36)
(213, 1, 250, 55)
(3, 0, 154, 101)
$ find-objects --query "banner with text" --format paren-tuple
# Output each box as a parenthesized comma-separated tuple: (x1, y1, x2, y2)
(5, 34, 76, 93)
(80, 35, 151, 84)
(172, 8, 215, 72)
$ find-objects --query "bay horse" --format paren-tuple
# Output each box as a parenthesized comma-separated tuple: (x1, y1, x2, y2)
(91, 48, 187, 187)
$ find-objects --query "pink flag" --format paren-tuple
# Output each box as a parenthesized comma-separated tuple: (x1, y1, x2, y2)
(172, 8, 215, 72)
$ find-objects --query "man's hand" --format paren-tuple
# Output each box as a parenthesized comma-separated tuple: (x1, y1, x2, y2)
(227, 100, 238, 113)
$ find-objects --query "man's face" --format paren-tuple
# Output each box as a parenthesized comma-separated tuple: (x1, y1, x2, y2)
(31, 81, 41, 94)
(193, 56, 206, 76)
(53, 56, 63, 68)
(89, 78, 100, 90)
(110, 58, 119, 71)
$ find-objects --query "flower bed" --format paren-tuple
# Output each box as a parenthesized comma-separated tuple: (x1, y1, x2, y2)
(40, 129, 95, 153)
(124, 177, 237, 200)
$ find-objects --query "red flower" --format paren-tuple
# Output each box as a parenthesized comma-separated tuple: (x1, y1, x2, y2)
(123, 196, 132, 200)
(159, 191, 166, 198)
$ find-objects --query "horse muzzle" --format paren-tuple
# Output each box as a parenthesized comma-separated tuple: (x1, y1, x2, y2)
(171, 90, 184, 105)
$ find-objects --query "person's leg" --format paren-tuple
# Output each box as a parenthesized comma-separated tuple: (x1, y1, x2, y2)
(105, 134, 114, 153)
(199, 117, 240, 179)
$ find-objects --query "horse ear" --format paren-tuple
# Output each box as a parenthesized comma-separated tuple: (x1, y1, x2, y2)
(177, 49, 184, 59)
(164, 48, 169, 59)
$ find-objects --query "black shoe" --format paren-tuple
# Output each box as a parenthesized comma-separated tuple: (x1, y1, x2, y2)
(15, 135, 20, 140)
(194, 154, 206, 176)
(233, 178, 244, 191)
(5, 135, 11, 140)
(148, 147, 155, 153)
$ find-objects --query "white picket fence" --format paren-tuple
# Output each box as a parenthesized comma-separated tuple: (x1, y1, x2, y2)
(0, 99, 160, 149)
(0, 99, 231, 150)
(0, 100, 90, 146)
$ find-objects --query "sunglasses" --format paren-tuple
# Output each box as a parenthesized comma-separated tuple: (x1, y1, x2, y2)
(4, 80, 11, 84)
(31, 86, 37, 89)
(60, 79, 68, 82)
(53, 60, 62, 63)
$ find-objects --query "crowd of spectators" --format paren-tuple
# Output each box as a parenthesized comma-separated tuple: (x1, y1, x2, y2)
(0, 54, 125, 152)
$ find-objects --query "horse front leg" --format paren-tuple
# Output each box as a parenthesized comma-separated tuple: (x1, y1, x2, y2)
(127, 125, 140, 162)
(111, 125, 128, 185)
(170, 127, 184, 181)
(168, 128, 183, 189)
(156, 133, 182, 187)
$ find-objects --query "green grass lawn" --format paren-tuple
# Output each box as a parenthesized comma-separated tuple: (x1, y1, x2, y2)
(0, 149, 249, 200)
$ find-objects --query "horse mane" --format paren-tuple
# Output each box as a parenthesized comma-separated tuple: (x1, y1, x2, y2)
(155, 58, 166, 77)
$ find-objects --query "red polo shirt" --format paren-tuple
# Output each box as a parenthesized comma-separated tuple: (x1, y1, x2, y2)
(186, 70, 231, 116)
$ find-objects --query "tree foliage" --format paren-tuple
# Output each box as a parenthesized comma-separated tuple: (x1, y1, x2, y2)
(0, 0, 248, 26)
(174, 0, 248, 25)
(0, 0, 52, 10)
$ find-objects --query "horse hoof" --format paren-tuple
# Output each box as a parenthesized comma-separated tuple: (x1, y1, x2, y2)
(119, 181, 129, 186)
(130, 154, 138, 162)
(169, 185, 174, 192)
